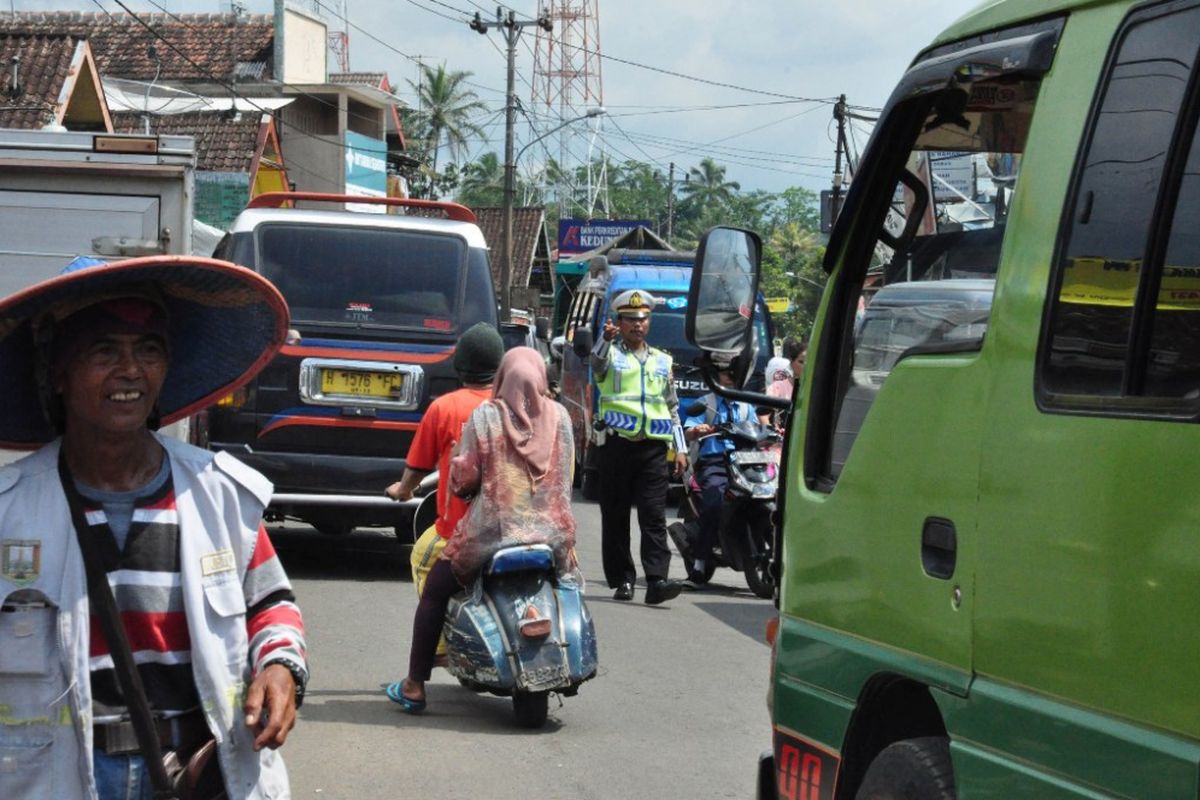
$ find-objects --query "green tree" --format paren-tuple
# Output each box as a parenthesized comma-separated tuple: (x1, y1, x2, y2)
(762, 221, 826, 341)
(679, 157, 741, 214)
(456, 151, 504, 207)
(766, 186, 822, 232)
(405, 64, 489, 197)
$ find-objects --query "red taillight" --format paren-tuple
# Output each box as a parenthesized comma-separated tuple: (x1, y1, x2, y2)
(765, 615, 779, 647)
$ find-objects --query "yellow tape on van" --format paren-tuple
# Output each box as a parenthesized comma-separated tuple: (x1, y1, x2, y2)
(1059, 257, 1200, 310)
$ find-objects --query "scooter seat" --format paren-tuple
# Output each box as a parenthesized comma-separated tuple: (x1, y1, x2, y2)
(487, 544, 555, 575)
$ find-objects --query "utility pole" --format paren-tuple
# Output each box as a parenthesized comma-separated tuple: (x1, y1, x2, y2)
(471, 7, 552, 317)
(665, 161, 675, 244)
(831, 94, 847, 227)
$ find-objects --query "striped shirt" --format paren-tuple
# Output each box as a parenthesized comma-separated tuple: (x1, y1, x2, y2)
(79, 469, 306, 722)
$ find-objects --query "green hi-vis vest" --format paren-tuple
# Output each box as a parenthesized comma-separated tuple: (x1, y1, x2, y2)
(597, 345, 675, 440)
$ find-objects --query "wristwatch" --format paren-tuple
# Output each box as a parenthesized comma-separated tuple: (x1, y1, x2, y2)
(264, 659, 307, 708)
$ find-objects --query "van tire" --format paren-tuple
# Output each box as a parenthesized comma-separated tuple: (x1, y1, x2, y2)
(855, 737, 955, 800)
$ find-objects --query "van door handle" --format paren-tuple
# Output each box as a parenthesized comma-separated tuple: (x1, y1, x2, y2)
(921, 517, 956, 579)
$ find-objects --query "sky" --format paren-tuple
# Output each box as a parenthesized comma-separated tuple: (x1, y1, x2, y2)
(13, 0, 983, 197)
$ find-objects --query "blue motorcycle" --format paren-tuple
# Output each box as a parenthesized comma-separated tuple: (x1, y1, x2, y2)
(407, 476, 598, 728)
(443, 543, 598, 727)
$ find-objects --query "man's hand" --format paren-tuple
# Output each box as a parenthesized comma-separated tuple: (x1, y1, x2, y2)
(602, 319, 619, 342)
(673, 452, 688, 479)
(244, 663, 298, 751)
(687, 423, 714, 441)
(385, 480, 411, 502)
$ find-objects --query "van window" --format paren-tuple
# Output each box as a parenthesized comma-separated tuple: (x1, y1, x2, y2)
(1042, 2, 1200, 410)
(818, 67, 1044, 481)
(255, 223, 472, 332)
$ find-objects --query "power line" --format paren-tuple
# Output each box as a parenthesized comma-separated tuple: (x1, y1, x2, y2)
(94, 0, 371, 187)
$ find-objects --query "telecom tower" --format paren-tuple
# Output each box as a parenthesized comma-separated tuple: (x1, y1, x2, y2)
(532, 0, 607, 218)
(328, 0, 350, 73)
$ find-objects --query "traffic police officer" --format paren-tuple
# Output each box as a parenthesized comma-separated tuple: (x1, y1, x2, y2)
(590, 289, 687, 604)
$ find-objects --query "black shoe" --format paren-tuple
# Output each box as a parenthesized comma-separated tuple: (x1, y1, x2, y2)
(613, 582, 634, 601)
(644, 578, 682, 606)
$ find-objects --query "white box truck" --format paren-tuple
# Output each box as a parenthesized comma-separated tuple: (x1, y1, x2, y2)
(0, 127, 195, 294)
(0, 128, 197, 459)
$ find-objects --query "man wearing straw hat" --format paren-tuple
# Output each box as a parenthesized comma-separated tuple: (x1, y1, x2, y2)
(0, 256, 307, 799)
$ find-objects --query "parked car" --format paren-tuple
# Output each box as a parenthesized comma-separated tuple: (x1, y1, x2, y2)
(204, 192, 498, 537)
(833, 278, 993, 472)
(500, 314, 559, 398)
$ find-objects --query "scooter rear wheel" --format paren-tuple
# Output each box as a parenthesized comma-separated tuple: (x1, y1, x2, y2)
(512, 690, 549, 728)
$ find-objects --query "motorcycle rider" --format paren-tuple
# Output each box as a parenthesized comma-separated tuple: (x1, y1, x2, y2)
(682, 352, 764, 579)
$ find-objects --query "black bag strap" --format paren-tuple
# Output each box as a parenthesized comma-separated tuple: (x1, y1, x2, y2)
(57, 452, 180, 800)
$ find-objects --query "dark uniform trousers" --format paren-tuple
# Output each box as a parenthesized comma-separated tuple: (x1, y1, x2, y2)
(597, 433, 672, 587)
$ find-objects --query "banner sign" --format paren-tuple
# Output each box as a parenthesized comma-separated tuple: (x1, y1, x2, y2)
(344, 131, 388, 213)
(558, 218, 652, 255)
(195, 171, 250, 230)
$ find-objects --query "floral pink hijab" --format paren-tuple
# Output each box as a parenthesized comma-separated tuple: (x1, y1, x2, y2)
(492, 347, 557, 485)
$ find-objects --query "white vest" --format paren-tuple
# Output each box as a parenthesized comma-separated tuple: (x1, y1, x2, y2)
(0, 434, 291, 800)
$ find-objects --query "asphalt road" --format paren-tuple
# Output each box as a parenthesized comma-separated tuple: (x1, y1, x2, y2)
(270, 491, 774, 800)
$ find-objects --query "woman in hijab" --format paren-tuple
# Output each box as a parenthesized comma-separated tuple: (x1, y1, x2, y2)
(765, 356, 794, 400)
(387, 347, 577, 713)
(763, 356, 795, 431)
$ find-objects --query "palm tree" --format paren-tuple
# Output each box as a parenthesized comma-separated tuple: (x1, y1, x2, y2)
(679, 157, 741, 211)
(407, 63, 489, 180)
(456, 152, 504, 207)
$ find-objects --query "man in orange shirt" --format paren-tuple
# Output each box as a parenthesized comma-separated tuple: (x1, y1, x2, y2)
(385, 322, 504, 616)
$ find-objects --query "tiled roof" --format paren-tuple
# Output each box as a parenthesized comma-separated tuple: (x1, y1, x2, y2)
(111, 109, 265, 172)
(473, 207, 549, 288)
(0, 32, 79, 129)
(328, 72, 387, 89)
(0, 12, 275, 83)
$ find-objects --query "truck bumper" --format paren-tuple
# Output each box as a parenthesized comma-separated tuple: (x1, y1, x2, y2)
(211, 443, 408, 509)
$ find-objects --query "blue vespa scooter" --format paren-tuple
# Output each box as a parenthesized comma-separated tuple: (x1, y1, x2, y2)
(409, 477, 598, 728)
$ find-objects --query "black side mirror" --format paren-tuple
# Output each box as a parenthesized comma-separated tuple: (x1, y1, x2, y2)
(684, 399, 709, 418)
(572, 325, 594, 359)
(535, 316, 551, 341)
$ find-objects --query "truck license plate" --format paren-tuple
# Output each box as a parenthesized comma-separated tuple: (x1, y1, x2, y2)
(320, 369, 403, 399)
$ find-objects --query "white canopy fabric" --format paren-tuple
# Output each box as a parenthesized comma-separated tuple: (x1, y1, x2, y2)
(104, 78, 295, 116)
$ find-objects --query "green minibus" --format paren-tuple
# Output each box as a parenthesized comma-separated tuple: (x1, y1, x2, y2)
(685, 1, 1200, 797)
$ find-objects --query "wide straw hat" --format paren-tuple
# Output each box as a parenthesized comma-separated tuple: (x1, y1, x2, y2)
(0, 255, 289, 448)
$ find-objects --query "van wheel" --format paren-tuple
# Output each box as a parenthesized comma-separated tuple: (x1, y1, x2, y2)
(580, 468, 601, 501)
(855, 737, 955, 800)
(512, 691, 549, 728)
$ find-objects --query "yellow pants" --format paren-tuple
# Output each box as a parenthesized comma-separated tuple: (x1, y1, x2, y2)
(410, 524, 448, 657)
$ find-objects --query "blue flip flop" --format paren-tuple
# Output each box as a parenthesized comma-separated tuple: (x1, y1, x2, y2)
(385, 681, 426, 714)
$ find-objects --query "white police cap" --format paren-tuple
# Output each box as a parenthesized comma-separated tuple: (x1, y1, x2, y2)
(611, 289, 660, 319)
